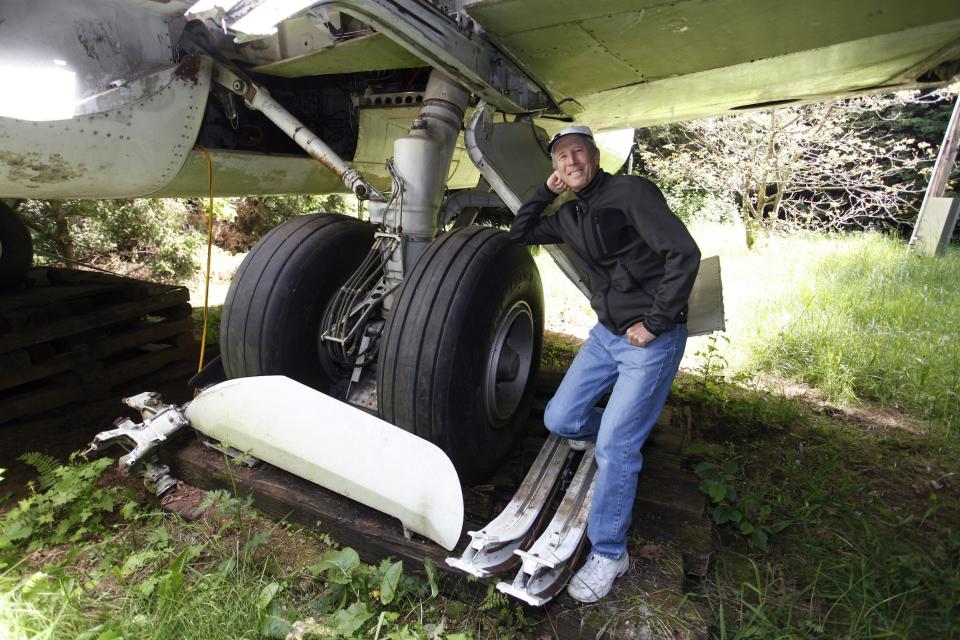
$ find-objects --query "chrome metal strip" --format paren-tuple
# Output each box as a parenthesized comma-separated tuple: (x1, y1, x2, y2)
(446, 434, 571, 577)
(497, 446, 597, 606)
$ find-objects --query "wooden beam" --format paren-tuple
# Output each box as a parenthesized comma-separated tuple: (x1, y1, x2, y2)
(911, 95, 960, 255)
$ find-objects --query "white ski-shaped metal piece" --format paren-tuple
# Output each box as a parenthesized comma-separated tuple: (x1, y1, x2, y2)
(496, 446, 597, 606)
(446, 434, 572, 577)
(185, 376, 464, 550)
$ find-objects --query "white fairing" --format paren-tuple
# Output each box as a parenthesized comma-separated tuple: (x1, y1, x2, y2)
(185, 376, 465, 550)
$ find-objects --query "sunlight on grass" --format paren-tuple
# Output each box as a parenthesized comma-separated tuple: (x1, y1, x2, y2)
(0, 571, 54, 640)
(533, 251, 594, 338)
(760, 234, 959, 428)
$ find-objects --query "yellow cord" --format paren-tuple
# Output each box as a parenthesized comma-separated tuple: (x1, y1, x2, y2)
(196, 146, 215, 379)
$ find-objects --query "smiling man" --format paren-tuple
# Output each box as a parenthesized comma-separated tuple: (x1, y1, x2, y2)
(509, 125, 701, 602)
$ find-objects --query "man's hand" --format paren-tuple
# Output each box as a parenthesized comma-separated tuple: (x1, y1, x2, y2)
(626, 321, 656, 348)
(546, 171, 568, 195)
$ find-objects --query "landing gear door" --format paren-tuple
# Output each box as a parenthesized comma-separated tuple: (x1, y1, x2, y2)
(465, 105, 592, 298)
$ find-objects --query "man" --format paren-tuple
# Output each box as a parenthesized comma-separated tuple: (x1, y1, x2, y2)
(509, 125, 701, 602)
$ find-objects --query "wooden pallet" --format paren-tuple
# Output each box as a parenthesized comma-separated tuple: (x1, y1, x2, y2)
(0, 267, 197, 430)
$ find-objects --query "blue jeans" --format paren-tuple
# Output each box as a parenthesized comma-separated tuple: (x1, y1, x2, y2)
(544, 322, 687, 558)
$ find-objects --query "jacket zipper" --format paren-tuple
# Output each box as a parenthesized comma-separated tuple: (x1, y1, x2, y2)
(579, 197, 616, 329)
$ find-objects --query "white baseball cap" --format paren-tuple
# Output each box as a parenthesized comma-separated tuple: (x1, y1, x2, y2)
(548, 125, 595, 153)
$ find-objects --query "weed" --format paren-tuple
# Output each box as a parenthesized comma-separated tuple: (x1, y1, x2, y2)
(689, 446, 788, 551)
(676, 333, 805, 431)
(476, 582, 531, 638)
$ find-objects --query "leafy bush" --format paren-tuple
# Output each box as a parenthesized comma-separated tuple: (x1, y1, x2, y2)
(18, 198, 202, 281)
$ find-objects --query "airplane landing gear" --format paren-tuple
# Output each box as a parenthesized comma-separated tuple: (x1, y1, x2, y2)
(219, 213, 375, 391)
(215, 69, 545, 483)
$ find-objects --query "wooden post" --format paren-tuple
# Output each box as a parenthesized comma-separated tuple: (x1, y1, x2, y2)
(910, 95, 960, 256)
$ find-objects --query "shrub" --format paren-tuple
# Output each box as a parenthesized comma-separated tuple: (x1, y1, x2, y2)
(19, 198, 202, 281)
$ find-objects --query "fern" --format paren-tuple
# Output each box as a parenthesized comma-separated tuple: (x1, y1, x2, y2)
(478, 582, 509, 611)
(0, 454, 120, 557)
(17, 452, 60, 491)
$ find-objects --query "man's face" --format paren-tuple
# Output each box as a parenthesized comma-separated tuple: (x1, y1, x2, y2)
(552, 135, 599, 191)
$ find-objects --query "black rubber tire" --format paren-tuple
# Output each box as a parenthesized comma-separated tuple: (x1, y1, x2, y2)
(220, 213, 375, 390)
(0, 201, 33, 289)
(378, 226, 544, 484)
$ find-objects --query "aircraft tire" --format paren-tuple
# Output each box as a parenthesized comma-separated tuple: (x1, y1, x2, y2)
(220, 212, 375, 390)
(378, 226, 543, 485)
(0, 201, 33, 289)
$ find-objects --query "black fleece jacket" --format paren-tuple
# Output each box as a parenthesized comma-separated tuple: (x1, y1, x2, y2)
(508, 170, 701, 336)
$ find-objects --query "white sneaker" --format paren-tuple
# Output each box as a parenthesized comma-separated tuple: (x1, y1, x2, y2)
(567, 552, 629, 603)
(568, 439, 589, 451)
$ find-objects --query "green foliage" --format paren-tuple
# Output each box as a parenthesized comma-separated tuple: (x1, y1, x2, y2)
(689, 444, 788, 551)
(0, 454, 123, 557)
(302, 547, 463, 639)
(687, 372, 960, 640)
(476, 582, 530, 637)
(540, 330, 581, 372)
(676, 333, 805, 431)
(19, 198, 202, 281)
(192, 304, 222, 343)
(685, 223, 959, 432)
(16, 452, 61, 491)
(708, 488, 960, 638)
(229, 194, 350, 252)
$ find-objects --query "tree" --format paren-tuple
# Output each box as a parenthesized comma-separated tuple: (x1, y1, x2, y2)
(635, 89, 956, 247)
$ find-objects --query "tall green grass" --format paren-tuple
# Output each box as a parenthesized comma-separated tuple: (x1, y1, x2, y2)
(743, 233, 960, 430)
(677, 224, 960, 430)
(724, 424, 959, 637)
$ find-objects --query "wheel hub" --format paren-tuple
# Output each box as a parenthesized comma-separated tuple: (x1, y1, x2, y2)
(485, 300, 534, 425)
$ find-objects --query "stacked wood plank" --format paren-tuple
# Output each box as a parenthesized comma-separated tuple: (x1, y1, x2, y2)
(0, 267, 197, 431)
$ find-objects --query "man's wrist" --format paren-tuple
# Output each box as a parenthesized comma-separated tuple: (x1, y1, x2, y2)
(542, 181, 562, 197)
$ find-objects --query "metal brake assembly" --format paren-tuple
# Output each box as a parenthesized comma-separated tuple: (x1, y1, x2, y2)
(445, 435, 598, 606)
(83, 392, 191, 496)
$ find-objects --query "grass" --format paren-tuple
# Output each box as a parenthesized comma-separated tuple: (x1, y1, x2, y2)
(744, 233, 960, 430)
(649, 223, 959, 432)
(193, 304, 222, 344)
(670, 347, 960, 638)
